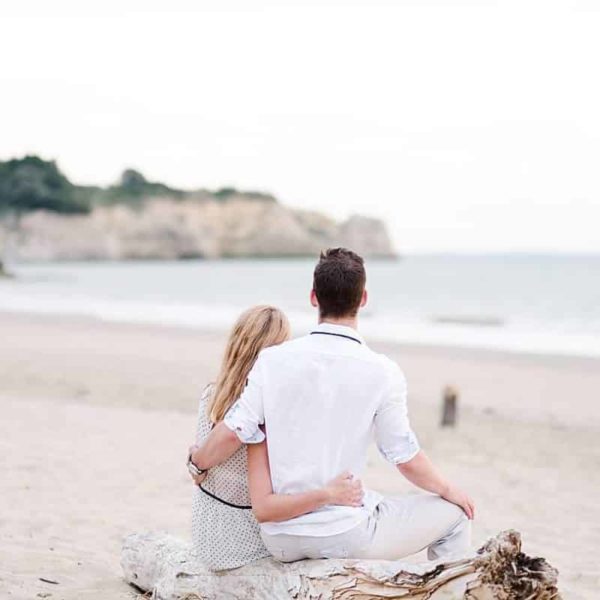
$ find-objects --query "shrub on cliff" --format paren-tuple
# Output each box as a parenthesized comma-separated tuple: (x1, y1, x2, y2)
(81, 168, 185, 207)
(0, 156, 90, 215)
(214, 187, 276, 202)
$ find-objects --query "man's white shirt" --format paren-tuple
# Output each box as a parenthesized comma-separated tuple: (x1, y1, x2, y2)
(224, 322, 420, 537)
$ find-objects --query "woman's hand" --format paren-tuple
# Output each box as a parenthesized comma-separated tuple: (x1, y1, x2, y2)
(442, 484, 475, 520)
(325, 471, 364, 507)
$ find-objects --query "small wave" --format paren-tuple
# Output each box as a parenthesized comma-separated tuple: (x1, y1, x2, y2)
(431, 315, 505, 327)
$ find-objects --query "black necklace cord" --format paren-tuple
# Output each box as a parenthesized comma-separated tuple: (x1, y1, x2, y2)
(310, 331, 362, 344)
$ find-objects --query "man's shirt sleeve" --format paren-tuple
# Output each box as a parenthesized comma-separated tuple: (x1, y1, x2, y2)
(223, 353, 266, 444)
(374, 362, 420, 464)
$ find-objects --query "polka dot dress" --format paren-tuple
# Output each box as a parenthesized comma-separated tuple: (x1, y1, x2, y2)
(191, 385, 270, 571)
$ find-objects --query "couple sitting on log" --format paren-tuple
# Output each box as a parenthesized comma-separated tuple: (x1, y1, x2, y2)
(187, 247, 474, 570)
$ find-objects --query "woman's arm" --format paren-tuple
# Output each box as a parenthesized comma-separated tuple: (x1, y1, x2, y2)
(247, 441, 363, 523)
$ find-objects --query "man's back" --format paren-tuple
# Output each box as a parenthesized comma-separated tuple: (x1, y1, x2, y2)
(225, 322, 420, 536)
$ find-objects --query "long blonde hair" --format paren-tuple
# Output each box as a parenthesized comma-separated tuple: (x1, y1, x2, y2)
(207, 305, 290, 424)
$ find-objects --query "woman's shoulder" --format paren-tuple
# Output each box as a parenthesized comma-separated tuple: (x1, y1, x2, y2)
(199, 382, 215, 405)
(196, 383, 216, 440)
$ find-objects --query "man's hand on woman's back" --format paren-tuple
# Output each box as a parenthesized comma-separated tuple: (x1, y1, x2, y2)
(188, 444, 208, 485)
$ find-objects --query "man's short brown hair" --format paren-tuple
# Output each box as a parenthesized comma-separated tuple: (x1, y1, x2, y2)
(313, 248, 366, 319)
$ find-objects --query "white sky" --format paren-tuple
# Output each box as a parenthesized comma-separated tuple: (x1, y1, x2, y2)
(1, 0, 599, 253)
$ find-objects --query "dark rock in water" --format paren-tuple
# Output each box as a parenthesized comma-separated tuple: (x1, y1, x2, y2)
(0, 259, 12, 278)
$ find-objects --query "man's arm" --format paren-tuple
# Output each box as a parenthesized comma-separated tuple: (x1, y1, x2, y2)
(396, 450, 475, 520)
(189, 353, 267, 474)
(374, 362, 475, 519)
(189, 421, 242, 471)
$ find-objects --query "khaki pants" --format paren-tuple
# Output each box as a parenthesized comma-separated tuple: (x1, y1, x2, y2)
(261, 494, 471, 562)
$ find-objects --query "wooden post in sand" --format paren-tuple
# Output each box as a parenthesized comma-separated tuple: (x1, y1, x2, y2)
(441, 385, 458, 427)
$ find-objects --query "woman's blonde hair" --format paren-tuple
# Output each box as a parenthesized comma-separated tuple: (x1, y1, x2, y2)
(207, 305, 290, 424)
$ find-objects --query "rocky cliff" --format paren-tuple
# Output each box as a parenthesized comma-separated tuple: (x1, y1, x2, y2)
(0, 157, 395, 260)
(0, 195, 395, 261)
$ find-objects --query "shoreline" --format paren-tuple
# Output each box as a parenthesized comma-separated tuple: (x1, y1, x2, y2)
(3, 255, 599, 361)
(3, 307, 600, 366)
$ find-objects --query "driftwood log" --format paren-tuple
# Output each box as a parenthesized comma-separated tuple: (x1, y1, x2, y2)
(121, 530, 561, 599)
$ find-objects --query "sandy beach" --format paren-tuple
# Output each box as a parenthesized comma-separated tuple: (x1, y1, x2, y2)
(1, 311, 599, 599)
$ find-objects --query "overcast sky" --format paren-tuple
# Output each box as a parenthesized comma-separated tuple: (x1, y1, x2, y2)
(1, 0, 599, 253)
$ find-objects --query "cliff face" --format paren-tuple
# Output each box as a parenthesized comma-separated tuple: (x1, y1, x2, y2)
(0, 196, 395, 261)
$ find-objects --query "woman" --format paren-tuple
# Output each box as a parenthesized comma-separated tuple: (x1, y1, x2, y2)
(191, 305, 363, 571)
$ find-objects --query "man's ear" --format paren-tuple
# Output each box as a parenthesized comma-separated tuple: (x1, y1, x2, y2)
(310, 289, 319, 308)
(360, 289, 368, 308)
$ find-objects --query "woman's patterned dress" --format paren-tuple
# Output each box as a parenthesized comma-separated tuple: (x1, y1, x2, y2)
(191, 385, 270, 570)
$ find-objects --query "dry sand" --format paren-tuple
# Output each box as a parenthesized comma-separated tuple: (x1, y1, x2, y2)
(1, 312, 599, 599)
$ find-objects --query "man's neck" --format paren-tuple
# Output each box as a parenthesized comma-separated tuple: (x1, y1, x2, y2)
(318, 316, 358, 330)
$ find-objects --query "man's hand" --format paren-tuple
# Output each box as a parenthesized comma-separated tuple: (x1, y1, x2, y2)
(190, 471, 207, 485)
(442, 484, 475, 520)
(188, 444, 208, 486)
(396, 451, 475, 520)
(191, 472, 207, 485)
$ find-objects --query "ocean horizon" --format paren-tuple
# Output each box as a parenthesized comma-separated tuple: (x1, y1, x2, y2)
(2, 254, 599, 358)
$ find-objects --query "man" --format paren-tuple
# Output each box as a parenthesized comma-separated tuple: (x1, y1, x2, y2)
(190, 248, 474, 561)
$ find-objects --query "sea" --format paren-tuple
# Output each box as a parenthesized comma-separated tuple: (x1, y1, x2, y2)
(1, 255, 599, 358)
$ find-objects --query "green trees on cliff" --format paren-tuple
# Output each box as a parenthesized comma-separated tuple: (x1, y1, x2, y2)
(0, 155, 275, 216)
(0, 156, 88, 214)
(0, 158, 187, 215)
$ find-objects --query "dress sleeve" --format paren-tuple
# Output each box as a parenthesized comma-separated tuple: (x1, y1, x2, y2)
(223, 354, 266, 444)
(373, 362, 420, 464)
